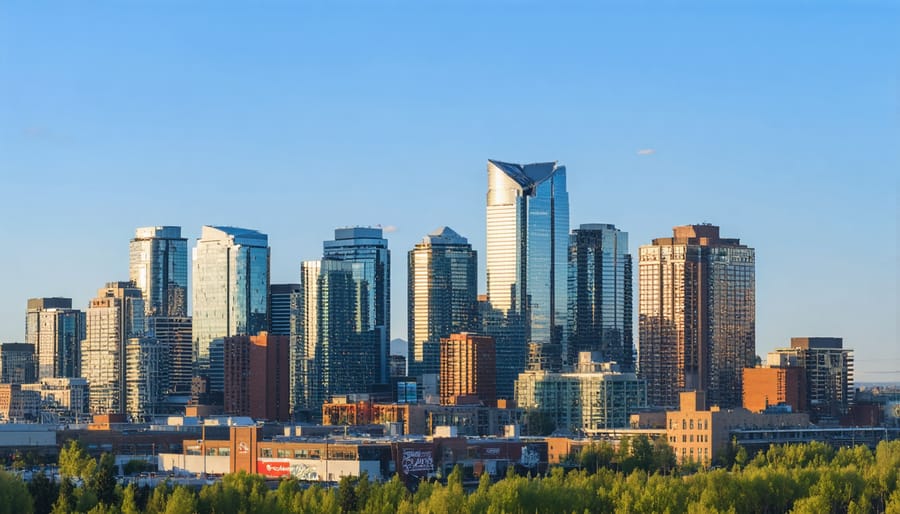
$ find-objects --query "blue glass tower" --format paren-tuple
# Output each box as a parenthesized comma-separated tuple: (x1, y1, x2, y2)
(486, 160, 569, 397)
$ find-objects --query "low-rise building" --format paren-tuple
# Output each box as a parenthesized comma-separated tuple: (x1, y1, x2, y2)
(666, 391, 809, 466)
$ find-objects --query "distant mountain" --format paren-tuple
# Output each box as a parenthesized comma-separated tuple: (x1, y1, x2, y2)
(390, 338, 407, 357)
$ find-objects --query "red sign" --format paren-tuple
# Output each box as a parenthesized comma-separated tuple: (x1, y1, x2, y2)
(257, 461, 291, 477)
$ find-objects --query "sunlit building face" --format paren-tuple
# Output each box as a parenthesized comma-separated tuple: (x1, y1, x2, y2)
(485, 160, 569, 397)
(192, 226, 270, 394)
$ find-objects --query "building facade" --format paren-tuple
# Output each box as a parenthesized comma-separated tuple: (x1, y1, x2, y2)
(81, 282, 146, 415)
(223, 332, 290, 421)
(125, 336, 166, 422)
(129, 226, 188, 317)
(322, 227, 391, 385)
(742, 366, 807, 413)
(771, 337, 854, 423)
(485, 160, 569, 398)
(439, 333, 496, 407)
(0, 343, 36, 384)
(192, 226, 270, 395)
(567, 223, 633, 370)
(515, 353, 647, 432)
(408, 227, 477, 383)
(638, 224, 755, 409)
(296, 259, 378, 418)
(26, 297, 85, 379)
(147, 316, 192, 395)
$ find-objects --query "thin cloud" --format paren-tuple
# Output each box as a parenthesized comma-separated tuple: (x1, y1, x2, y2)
(383, 225, 398, 233)
(637, 148, 656, 156)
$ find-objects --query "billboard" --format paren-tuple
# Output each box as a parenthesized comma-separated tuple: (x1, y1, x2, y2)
(257, 461, 291, 478)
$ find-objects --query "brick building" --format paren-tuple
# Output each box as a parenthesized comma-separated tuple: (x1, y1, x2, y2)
(224, 332, 290, 421)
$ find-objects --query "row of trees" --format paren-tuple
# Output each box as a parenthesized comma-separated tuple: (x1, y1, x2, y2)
(0, 440, 898, 513)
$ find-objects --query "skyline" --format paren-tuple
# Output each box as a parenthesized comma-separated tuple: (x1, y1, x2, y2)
(0, 2, 897, 382)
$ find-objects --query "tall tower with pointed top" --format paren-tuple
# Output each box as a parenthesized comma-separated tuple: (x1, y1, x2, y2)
(485, 160, 569, 397)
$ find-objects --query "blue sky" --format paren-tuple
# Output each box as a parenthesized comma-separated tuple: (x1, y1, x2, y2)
(1, 1, 897, 381)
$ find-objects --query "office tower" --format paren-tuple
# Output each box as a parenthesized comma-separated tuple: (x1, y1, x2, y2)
(223, 332, 290, 421)
(390, 355, 407, 379)
(26, 298, 85, 379)
(0, 343, 36, 384)
(124, 336, 165, 421)
(638, 225, 755, 409)
(771, 338, 854, 423)
(323, 227, 391, 385)
(269, 284, 301, 336)
(296, 259, 378, 417)
(439, 333, 496, 407)
(81, 282, 145, 415)
(408, 227, 477, 383)
(515, 352, 647, 431)
(129, 226, 188, 317)
(485, 160, 569, 397)
(567, 224, 633, 370)
(192, 226, 270, 395)
(147, 317, 192, 395)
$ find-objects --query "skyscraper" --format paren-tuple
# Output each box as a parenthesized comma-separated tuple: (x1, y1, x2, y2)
(0, 343, 36, 384)
(224, 332, 290, 421)
(485, 160, 569, 397)
(81, 281, 145, 415)
(638, 224, 755, 409)
(296, 259, 377, 417)
(322, 227, 391, 384)
(408, 227, 477, 383)
(130, 226, 188, 317)
(439, 333, 496, 407)
(147, 316, 192, 395)
(125, 336, 166, 422)
(26, 297, 85, 379)
(192, 226, 270, 395)
(567, 224, 633, 370)
(268, 283, 301, 336)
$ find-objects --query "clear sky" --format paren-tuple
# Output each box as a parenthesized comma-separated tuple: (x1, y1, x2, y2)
(1, 1, 897, 382)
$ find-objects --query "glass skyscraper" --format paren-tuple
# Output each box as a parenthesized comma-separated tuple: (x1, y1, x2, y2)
(296, 259, 377, 418)
(407, 227, 477, 383)
(322, 227, 390, 384)
(567, 224, 633, 370)
(638, 224, 755, 409)
(26, 297, 85, 379)
(192, 226, 270, 394)
(129, 226, 188, 317)
(485, 160, 569, 397)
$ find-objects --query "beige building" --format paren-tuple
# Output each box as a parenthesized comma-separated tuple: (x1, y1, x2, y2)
(666, 391, 808, 466)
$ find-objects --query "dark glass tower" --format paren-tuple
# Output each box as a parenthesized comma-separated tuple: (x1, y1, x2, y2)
(322, 227, 391, 384)
(130, 226, 188, 317)
(407, 227, 477, 382)
(567, 224, 633, 370)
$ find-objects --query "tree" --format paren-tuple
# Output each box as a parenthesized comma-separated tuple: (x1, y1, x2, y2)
(58, 440, 96, 482)
(0, 470, 33, 514)
(88, 453, 118, 506)
(27, 471, 58, 514)
(337, 476, 358, 513)
(164, 486, 198, 514)
(121, 483, 141, 514)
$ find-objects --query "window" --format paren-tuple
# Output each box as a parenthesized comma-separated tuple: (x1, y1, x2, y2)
(260, 448, 273, 458)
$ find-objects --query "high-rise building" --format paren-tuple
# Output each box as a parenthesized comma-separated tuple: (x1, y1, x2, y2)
(322, 227, 391, 385)
(638, 224, 755, 409)
(129, 226, 188, 317)
(408, 227, 477, 383)
(742, 366, 807, 413)
(124, 336, 166, 422)
(439, 333, 496, 407)
(770, 337, 854, 423)
(26, 298, 85, 379)
(485, 160, 569, 397)
(192, 226, 270, 394)
(0, 343, 36, 384)
(268, 284, 301, 336)
(147, 316, 192, 395)
(567, 224, 633, 370)
(81, 282, 145, 415)
(223, 332, 290, 421)
(295, 259, 378, 418)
